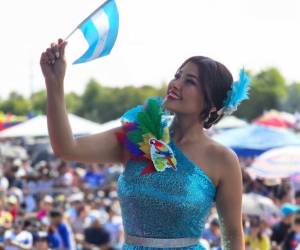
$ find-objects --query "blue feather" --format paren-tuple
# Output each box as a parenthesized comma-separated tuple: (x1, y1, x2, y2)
(224, 68, 251, 110)
(121, 105, 143, 123)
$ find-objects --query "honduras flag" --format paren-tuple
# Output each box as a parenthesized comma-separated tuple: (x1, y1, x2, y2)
(72, 0, 119, 64)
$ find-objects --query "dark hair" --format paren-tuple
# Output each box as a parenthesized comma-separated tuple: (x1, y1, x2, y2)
(210, 218, 220, 227)
(49, 210, 63, 218)
(180, 56, 233, 129)
(295, 216, 300, 225)
(295, 189, 300, 198)
(249, 216, 263, 240)
(274, 184, 291, 200)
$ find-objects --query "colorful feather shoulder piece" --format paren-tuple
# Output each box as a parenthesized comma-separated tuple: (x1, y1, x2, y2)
(116, 97, 177, 176)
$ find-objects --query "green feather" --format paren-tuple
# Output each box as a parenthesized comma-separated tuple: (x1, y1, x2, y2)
(147, 100, 163, 137)
(127, 130, 143, 144)
(137, 99, 163, 139)
(137, 112, 156, 136)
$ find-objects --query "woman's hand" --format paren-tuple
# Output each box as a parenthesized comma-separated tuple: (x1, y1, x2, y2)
(40, 38, 68, 88)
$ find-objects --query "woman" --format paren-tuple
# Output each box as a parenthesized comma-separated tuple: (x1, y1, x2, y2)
(40, 39, 249, 249)
(245, 217, 271, 250)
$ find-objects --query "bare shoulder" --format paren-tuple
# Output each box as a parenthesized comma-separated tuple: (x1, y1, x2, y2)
(204, 138, 241, 179)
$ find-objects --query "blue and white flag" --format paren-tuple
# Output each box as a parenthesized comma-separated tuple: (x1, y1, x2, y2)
(72, 0, 119, 64)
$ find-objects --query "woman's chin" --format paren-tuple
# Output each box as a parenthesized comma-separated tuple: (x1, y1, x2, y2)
(163, 100, 181, 113)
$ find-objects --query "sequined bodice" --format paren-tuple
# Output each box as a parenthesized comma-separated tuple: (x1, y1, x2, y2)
(117, 140, 216, 249)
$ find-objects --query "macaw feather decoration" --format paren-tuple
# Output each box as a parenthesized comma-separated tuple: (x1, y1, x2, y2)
(218, 68, 251, 116)
(116, 97, 177, 176)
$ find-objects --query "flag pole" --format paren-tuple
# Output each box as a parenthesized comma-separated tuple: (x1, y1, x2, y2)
(65, 0, 112, 40)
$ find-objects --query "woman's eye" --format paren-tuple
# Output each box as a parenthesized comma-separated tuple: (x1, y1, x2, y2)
(186, 79, 195, 85)
(174, 73, 180, 79)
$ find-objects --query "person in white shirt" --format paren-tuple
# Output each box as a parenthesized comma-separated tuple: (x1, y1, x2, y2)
(3, 219, 33, 250)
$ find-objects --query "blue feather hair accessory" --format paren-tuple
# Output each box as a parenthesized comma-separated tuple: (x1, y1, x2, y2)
(217, 68, 251, 116)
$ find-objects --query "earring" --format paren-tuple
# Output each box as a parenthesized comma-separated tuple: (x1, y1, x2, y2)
(205, 112, 211, 123)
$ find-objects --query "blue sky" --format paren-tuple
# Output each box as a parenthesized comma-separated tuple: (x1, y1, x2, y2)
(0, 0, 299, 98)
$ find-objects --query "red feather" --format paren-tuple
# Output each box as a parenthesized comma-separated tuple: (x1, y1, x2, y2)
(140, 161, 156, 176)
(115, 131, 125, 144)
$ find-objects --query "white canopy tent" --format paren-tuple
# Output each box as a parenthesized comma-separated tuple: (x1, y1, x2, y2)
(96, 116, 248, 132)
(0, 114, 106, 138)
(96, 118, 121, 132)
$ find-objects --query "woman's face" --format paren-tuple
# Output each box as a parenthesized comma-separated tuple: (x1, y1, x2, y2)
(164, 61, 204, 116)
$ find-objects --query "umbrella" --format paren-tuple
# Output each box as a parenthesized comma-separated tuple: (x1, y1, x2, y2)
(254, 110, 295, 128)
(242, 193, 280, 217)
(255, 118, 293, 128)
(212, 125, 300, 157)
(247, 146, 300, 179)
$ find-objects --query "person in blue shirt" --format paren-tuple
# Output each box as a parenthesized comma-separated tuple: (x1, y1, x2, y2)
(202, 218, 222, 249)
(83, 163, 105, 189)
(47, 210, 76, 250)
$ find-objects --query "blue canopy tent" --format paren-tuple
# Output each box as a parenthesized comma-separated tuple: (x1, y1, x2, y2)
(212, 125, 300, 157)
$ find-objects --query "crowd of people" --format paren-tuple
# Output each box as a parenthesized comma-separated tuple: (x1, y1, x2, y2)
(0, 139, 299, 250)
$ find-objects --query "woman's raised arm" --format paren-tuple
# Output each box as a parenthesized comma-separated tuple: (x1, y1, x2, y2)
(40, 39, 124, 164)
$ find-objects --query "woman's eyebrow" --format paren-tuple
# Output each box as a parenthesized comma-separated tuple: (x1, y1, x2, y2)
(186, 73, 199, 81)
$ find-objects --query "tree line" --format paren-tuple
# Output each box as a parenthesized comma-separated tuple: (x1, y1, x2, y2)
(0, 67, 300, 123)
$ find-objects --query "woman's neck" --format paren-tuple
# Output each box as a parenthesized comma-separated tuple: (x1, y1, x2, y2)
(171, 114, 206, 144)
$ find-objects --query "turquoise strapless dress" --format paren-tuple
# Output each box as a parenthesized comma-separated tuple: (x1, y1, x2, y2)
(117, 140, 217, 250)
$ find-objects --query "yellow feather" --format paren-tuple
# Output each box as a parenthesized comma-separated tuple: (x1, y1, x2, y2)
(138, 133, 154, 158)
(162, 127, 170, 143)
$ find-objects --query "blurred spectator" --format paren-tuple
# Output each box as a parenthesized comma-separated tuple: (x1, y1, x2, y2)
(67, 192, 89, 240)
(0, 171, 9, 191)
(3, 219, 33, 250)
(48, 210, 76, 250)
(104, 205, 124, 249)
(282, 215, 300, 250)
(201, 218, 221, 249)
(35, 161, 54, 193)
(83, 211, 110, 250)
(4, 159, 23, 189)
(295, 190, 300, 206)
(245, 216, 270, 250)
(0, 199, 13, 242)
(33, 231, 49, 250)
(271, 203, 300, 245)
(6, 196, 19, 220)
(21, 187, 36, 213)
(274, 182, 293, 207)
(36, 195, 53, 221)
(54, 161, 74, 187)
(83, 164, 105, 189)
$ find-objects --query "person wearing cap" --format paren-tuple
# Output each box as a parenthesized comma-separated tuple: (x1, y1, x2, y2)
(271, 203, 300, 246)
